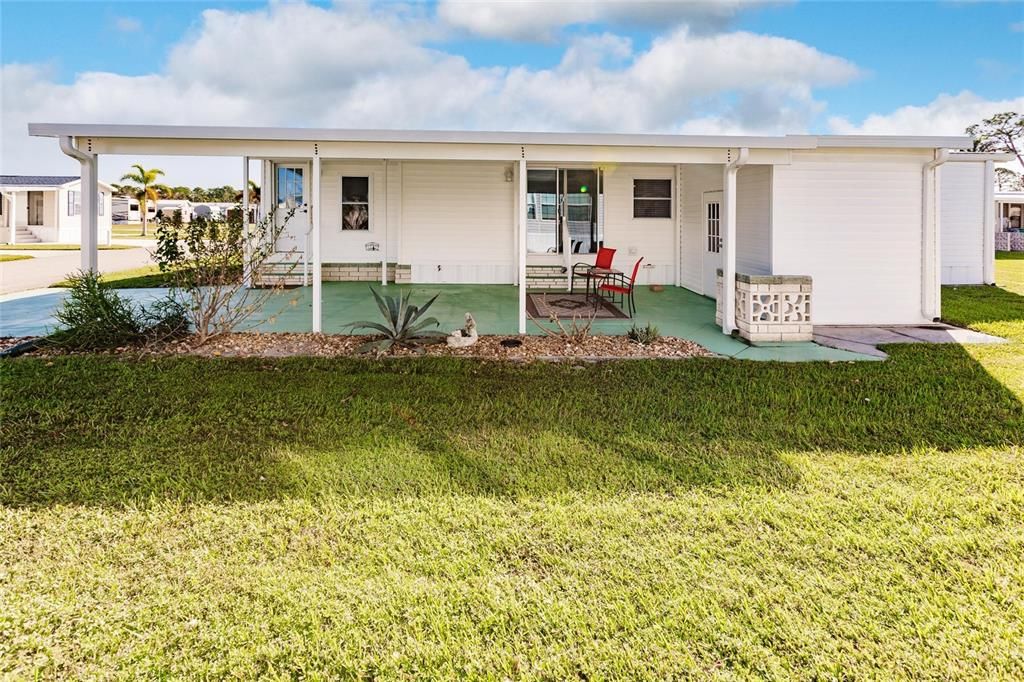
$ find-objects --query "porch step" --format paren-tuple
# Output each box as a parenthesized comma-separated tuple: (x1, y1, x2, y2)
(12, 227, 41, 244)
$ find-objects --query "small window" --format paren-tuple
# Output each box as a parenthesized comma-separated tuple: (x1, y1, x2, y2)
(68, 190, 81, 216)
(98, 192, 104, 216)
(633, 179, 671, 218)
(341, 176, 370, 230)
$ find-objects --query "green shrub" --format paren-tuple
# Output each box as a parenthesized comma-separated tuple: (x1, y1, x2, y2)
(46, 271, 188, 350)
(347, 287, 446, 354)
(627, 322, 661, 345)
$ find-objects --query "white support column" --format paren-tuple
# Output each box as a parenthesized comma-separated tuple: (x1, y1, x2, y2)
(382, 160, 388, 286)
(721, 148, 748, 335)
(242, 156, 251, 288)
(921, 149, 948, 321)
(517, 159, 527, 335)
(674, 164, 682, 287)
(8, 193, 17, 246)
(80, 153, 99, 272)
(311, 153, 323, 333)
(982, 159, 996, 285)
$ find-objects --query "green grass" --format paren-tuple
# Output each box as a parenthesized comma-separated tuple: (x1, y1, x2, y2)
(0, 254, 33, 262)
(1, 257, 1023, 678)
(51, 263, 170, 288)
(0, 243, 136, 251)
(112, 222, 154, 239)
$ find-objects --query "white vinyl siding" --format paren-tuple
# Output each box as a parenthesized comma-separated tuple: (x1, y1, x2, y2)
(735, 165, 772, 276)
(602, 165, 675, 284)
(320, 161, 386, 263)
(772, 150, 929, 325)
(679, 164, 722, 294)
(941, 162, 985, 285)
(401, 161, 514, 283)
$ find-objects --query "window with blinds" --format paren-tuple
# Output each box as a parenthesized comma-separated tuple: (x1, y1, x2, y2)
(633, 179, 671, 218)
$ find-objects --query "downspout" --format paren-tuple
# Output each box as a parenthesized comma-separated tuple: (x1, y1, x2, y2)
(721, 147, 749, 335)
(922, 148, 949, 321)
(59, 135, 99, 271)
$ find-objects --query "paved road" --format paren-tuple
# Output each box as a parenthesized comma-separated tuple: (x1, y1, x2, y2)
(0, 246, 155, 294)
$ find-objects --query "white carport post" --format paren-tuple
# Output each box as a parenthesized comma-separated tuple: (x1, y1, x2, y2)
(311, 152, 323, 333)
(7, 193, 17, 246)
(721, 147, 748, 335)
(242, 156, 251, 288)
(382, 161, 388, 287)
(983, 160, 996, 285)
(517, 159, 527, 334)
(59, 136, 98, 271)
(921, 149, 949, 321)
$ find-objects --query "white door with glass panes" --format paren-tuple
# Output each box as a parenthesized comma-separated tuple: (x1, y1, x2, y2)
(274, 164, 309, 255)
(702, 191, 723, 297)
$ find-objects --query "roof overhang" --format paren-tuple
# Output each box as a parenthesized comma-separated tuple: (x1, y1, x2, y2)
(947, 151, 1017, 162)
(0, 179, 114, 191)
(28, 123, 972, 152)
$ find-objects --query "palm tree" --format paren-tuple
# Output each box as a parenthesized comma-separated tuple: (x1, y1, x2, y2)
(119, 164, 171, 236)
(235, 180, 260, 204)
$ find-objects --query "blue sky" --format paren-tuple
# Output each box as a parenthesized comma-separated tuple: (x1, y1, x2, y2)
(1, 0, 1021, 185)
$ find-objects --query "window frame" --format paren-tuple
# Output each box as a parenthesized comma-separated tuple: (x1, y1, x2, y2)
(632, 178, 672, 219)
(68, 190, 81, 216)
(340, 175, 371, 231)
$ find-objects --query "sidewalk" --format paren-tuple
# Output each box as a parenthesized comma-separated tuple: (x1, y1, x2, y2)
(0, 246, 155, 295)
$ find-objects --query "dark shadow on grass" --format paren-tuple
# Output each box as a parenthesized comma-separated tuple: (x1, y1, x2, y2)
(1, 347, 1022, 507)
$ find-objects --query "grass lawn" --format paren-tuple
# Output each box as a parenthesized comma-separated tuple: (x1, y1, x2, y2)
(51, 263, 171, 288)
(2, 258, 1023, 678)
(112, 222, 155, 239)
(0, 243, 136, 251)
(0, 254, 33, 263)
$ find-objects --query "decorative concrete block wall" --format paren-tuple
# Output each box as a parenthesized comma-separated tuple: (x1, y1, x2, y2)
(996, 232, 1024, 252)
(716, 271, 813, 343)
(256, 262, 411, 286)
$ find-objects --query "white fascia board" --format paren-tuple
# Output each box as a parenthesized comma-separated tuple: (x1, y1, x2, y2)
(29, 122, 817, 149)
(805, 134, 973, 149)
(947, 151, 1016, 162)
(56, 178, 115, 191)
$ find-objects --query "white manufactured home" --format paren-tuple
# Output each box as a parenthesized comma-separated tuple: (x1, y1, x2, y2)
(28, 123, 1009, 341)
(0, 175, 113, 245)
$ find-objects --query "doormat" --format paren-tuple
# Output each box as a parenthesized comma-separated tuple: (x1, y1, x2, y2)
(527, 293, 628, 320)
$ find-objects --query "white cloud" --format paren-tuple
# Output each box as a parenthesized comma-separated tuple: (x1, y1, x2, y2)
(828, 91, 1024, 136)
(2, 1, 856, 185)
(114, 16, 142, 33)
(436, 0, 774, 41)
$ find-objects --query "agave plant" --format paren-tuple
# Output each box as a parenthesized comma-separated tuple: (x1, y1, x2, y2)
(348, 287, 447, 354)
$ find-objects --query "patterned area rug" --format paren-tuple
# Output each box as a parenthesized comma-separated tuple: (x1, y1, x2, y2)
(526, 292, 628, 320)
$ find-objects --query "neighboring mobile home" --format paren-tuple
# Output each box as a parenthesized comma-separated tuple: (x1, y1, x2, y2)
(112, 195, 157, 223)
(155, 199, 194, 222)
(28, 123, 1009, 341)
(0, 175, 113, 244)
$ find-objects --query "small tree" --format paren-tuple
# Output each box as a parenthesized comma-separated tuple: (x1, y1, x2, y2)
(967, 112, 1024, 190)
(153, 206, 301, 345)
(120, 164, 171, 237)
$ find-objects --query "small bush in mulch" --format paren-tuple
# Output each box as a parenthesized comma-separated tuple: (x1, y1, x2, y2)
(42, 270, 188, 351)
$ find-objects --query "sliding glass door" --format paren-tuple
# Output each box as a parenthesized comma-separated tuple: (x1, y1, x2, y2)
(526, 168, 602, 255)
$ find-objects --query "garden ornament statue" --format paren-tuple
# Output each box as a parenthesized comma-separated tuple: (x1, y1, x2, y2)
(446, 313, 479, 348)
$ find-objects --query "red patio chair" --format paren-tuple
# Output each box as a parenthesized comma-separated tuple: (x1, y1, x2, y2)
(570, 246, 616, 294)
(598, 257, 643, 317)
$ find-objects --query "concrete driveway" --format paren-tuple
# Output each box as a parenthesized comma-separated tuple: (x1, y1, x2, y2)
(0, 246, 155, 295)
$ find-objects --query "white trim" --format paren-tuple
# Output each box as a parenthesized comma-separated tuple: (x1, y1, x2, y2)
(28, 122, 972, 151)
(721, 148, 749, 335)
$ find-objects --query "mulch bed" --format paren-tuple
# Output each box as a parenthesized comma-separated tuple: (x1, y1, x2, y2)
(1, 333, 713, 361)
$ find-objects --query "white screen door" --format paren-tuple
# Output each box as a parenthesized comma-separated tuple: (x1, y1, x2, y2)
(702, 191, 723, 297)
(274, 164, 309, 254)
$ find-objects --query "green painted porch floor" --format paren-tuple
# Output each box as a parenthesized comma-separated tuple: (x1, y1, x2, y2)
(246, 282, 873, 361)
